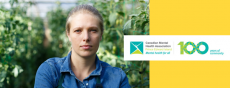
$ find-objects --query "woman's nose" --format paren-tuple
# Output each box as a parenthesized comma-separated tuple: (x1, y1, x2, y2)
(82, 31, 90, 42)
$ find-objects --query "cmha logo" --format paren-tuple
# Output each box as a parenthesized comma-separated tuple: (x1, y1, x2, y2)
(130, 41, 143, 54)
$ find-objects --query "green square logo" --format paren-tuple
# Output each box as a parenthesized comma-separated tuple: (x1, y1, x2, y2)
(130, 41, 143, 54)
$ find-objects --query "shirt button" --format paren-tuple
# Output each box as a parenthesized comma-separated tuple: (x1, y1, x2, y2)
(86, 83, 88, 86)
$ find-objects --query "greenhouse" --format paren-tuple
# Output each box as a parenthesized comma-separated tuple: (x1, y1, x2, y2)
(0, 0, 149, 87)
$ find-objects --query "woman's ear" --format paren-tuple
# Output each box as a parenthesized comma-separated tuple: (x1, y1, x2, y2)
(100, 32, 103, 41)
(66, 31, 71, 42)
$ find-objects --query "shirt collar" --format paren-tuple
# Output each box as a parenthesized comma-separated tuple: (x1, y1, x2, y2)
(60, 51, 102, 76)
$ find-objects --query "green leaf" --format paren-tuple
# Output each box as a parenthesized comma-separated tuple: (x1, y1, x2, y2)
(14, 20, 19, 24)
(12, 65, 23, 77)
(6, 54, 11, 61)
(139, 0, 145, 3)
(129, 14, 138, 19)
(138, 10, 147, 16)
(141, 20, 149, 30)
(117, 11, 125, 16)
(135, 19, 141, 23)
(0, 71, 7, 82)
(109, 12, 117, 26)
(123, 19, 131, 30)
(12, 24, 16, 29)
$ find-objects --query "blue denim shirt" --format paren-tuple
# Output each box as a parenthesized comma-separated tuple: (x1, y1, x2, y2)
(34, 51, 131, 88)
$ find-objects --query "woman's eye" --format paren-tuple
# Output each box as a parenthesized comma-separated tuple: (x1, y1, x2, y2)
(91, 30, 97, 32)
(75, 30, 81, 32)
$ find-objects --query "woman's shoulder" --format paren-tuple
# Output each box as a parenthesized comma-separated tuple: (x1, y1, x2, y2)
(35, 56, 67, 87)
(99, 61, 125, 73)
(44, 56, 66, 67)
(38, 56, 66, 71)
(36, 56, 68, 76)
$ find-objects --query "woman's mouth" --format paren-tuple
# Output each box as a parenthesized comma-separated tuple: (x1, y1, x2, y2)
(81, 45, 92, 49)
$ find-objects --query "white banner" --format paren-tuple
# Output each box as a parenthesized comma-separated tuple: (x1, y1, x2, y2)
(124, 35, 230, 60)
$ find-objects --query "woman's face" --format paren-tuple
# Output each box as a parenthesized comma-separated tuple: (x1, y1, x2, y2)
(67, 13, 102, 58)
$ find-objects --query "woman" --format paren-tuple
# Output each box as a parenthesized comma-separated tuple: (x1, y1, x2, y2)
(34, 5, 131, 88)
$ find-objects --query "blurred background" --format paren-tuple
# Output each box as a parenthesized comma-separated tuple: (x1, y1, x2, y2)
(0, 0, 149, 87)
